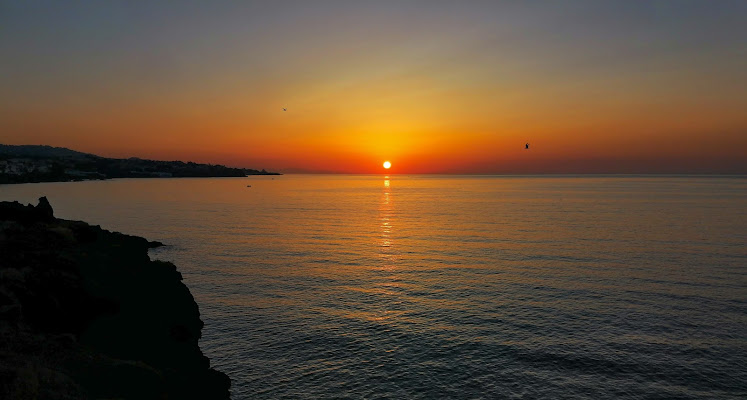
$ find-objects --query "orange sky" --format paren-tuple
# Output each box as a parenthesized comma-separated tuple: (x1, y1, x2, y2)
(1, 2, 746, 173)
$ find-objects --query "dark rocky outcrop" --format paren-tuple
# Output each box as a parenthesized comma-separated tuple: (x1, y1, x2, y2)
(0, 198, 230, 399)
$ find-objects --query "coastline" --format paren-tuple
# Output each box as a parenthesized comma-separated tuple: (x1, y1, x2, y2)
(0, 172, 281, 185)
(0, 197, 230, 399)
(0, 144, 281, 185)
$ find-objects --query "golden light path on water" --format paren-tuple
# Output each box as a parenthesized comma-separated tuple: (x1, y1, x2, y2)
(1, 175, 746, 399)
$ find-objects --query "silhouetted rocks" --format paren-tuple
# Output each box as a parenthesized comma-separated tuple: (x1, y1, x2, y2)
(0, 198, 230, 399)
(0, 197, 54, 223)
(35, 196, 54, 221)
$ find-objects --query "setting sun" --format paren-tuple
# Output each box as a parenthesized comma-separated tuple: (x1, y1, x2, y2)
(383, 161, 391, 169)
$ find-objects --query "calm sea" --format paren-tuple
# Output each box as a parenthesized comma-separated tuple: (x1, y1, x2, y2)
(2, 175, 746, 399)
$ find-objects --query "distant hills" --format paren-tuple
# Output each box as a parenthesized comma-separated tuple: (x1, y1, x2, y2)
(0, 145, 93, 159)
(0, 145, 280, 184)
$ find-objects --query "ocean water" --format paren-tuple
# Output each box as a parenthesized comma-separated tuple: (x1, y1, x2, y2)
(2, 175, 746, 399)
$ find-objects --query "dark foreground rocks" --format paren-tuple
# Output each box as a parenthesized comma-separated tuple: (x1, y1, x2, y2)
(0, 198, 230, 399)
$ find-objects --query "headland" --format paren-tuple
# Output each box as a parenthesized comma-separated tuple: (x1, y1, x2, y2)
(0, 197, 231, 399)
(0, 144, 280, 184)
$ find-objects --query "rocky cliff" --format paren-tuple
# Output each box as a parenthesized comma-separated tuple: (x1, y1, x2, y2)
(0, 198, 230, 399)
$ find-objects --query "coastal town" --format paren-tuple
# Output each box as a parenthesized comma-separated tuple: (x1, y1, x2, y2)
(0, 145, 279, 184)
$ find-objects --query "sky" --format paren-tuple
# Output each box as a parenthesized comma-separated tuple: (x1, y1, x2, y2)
(1, 0, 745, 173)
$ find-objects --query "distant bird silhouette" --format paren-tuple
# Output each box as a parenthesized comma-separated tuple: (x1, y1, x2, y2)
(525, 143, 529, 149)
(282, 108, 287, 111)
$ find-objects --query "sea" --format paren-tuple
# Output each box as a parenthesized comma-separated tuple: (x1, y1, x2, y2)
(2, 175, 746, 399)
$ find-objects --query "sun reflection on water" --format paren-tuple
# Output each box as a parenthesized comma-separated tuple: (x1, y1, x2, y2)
(4, 176, 746, 398)
(379, 177, 395, 267)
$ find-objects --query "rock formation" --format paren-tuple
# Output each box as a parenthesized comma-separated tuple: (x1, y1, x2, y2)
(0, 198, 230, 399)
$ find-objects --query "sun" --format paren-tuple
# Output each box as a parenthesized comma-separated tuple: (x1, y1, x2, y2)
(383, 161, 391, 169)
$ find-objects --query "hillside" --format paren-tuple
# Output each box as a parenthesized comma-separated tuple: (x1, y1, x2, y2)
(0, 145, 95, 159)
(0, 145, 280, 184)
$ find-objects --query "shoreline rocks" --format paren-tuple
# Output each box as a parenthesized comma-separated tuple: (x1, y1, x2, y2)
(0, 197, 230, 399)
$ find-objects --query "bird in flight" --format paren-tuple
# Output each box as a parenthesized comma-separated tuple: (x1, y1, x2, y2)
(282, 107, 287, 111)
(525, 143, 530, 149)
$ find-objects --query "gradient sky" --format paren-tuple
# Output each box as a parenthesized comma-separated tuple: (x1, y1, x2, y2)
(1, 1, 745, 173)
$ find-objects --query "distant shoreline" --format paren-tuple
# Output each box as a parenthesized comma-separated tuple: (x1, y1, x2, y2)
(0, 144, 281, 184)
(0, 172, 282, 185)
(0, 173, 283, 185)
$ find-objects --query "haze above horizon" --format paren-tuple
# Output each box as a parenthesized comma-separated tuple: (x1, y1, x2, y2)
(1, 1, 745, 174)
